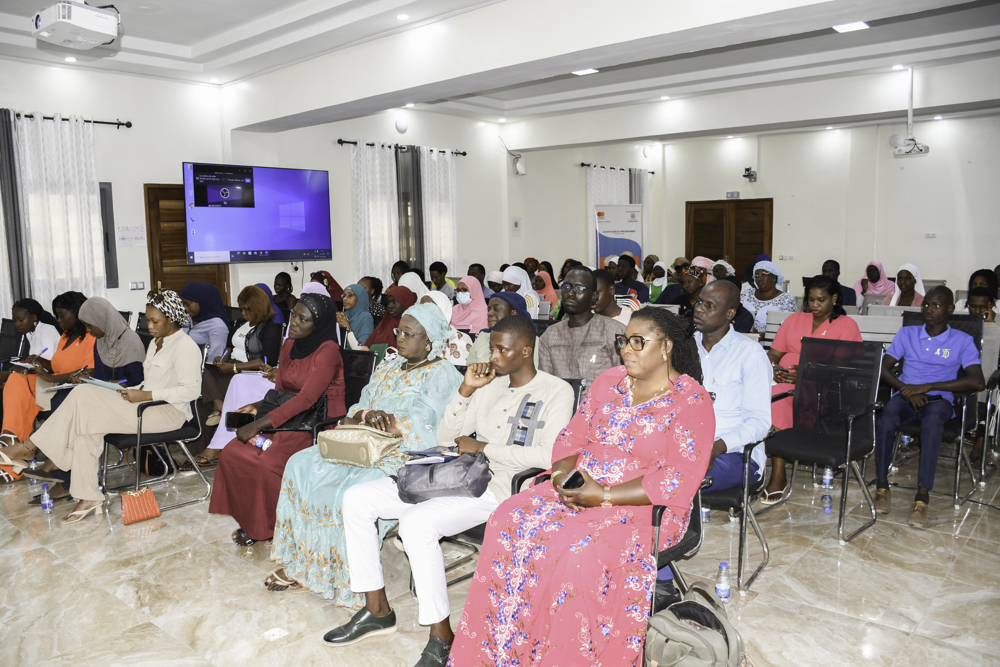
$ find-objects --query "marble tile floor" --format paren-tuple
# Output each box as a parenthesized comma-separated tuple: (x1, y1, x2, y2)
(0, 453, 998, 666)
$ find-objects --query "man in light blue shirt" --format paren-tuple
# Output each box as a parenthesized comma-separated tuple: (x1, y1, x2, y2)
(692, 281, 772, 492)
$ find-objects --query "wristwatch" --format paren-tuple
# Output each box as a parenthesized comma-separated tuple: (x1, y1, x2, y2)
(601, 485, 613, 508)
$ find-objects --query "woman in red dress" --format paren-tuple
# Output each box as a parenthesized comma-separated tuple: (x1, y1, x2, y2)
(209, 293, 346, 545)
(449, 308, 714, 667)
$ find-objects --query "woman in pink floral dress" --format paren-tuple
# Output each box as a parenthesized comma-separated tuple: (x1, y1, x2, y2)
(449, 308, 714, 666)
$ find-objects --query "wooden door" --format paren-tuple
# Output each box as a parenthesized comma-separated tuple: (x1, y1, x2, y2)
(144, 184, 230, 302)
(685, 199, 772, 275)
(685, 202, 729, 263)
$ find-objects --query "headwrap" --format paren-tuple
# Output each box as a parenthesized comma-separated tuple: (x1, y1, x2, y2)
(752, 261, 784, 289)
(422, 290, 453, 325)
(398, 272, 429, 301)
(487, 270, 503, 285)
(645, 254, 659, 264)
(756, 254, 771, 263)
(691, 256, 716, 282)
(853, 260, 895, 302)
(402, 303, 451, 360)
(672, 256, 690, 269)
(179, 281, 228, 325)
(604, 254, 619, 269)
(79, 297, 146, 368)
(451, 275, 489, 333)
(344, 283, 375, 346)
(711, 260, 736, 278)
(889, 263, 926, 306)
(313, 271, 343, 301)
(682, 266, 709, 287)
(367, 286, 416, 347)
(524, 257, 540, 272)
(651, 261, 671, 288)
(534, 271, 559, 305)
(254, 283, 285, 324)
(488, 292, 531, 328)
(147, 290, 190, 328)
(290, 293, 338, 360)
(501, 265, 539, 309)
(300, 282, 329, 296)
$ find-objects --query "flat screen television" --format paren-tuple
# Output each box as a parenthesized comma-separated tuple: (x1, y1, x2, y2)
(183, 162, 332, 264)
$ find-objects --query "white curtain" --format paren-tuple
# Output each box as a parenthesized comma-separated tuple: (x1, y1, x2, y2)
(629, 168, 651, 261)
(419, 146, 458, 273)
(351, 142, 399, 286)
(14, 113, 105, 308)
(586, 166, 629, 266)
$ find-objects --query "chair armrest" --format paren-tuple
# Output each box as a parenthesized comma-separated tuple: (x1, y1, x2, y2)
(311, 415, 346, 441)
(136, 400, 168, 416)
(742, 441, 762, 464)
(771, 390, 794, 402)
(987, 369, 1000, 391)
(511, 467, 546, 495)
(845, 403, 879, 425)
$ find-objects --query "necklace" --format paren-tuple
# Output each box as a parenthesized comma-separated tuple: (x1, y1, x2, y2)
(627, 374, 675, 405)
(402, 357, 435, 372)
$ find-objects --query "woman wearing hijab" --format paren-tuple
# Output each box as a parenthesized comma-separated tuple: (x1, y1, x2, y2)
(532, 271, 559, 308)
(421, 291, 473, 365)
(604, 254, 619, 280)
(451, 275, 489, 334)
(398, 271, 429, 302)
(255, 283, 285, 324)
(366, 286, 417, 348)
(883, 264, 925, 307)
(853, 260, 895, 304)
(338, 283, 375, 349)
(466, 291, 540, 366)
(311, 270, 344, 310)
(740, 260, 798, 333)
(1, 290, 201, 524)
(648, 260, 670, 302)
(502, 265, 541, 319)
(210, 293, 347, 546)
(711, 259, 736, 282)
(179, 281, 231, 361)
(265, 303, 462, 600)
(486, 270, 504, 295)
(78, 297, 146, 386)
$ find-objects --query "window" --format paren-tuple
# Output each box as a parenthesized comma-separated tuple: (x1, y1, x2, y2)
(395, 145, 424, 273)
(99, 182, 119, 289)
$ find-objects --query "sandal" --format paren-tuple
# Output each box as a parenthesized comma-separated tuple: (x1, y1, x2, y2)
(61, 504, 101, 525)
(263, 568, 302, 591)
(0, 449, 28, 474)
(178, 455, 217, 472)
(232, 528, 257, 546)
(759, 489, 784, 505)
(205, 412, 222, 427)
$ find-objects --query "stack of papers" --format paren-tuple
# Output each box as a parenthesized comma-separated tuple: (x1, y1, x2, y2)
(405, 447, 460, 466)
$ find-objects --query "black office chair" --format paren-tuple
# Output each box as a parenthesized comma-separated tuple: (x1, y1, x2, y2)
(533, 319, 555, 337)
(651, 480, 711, 604)
(226, 306, 242, 325)
(117, 311, 133, 329)
(136, 313, 153, 350)
(309, 349, 377, 437)
(761, 338, 885, 544)
(0, 319, 26, 369)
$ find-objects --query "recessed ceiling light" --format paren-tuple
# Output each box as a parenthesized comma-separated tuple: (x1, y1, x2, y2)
(832, 21, 869, 33)
(64, 56, 76, 62)
(498, 118, 506, 123)
(572, 69, 599, 76)
(826, 126, 833, 130)
(660, 96, 670, 100)
(892, 64, 905, 70)
(397, 14, 408, 20)
(727, 135, 734, 139)
(209, 78, 219, 83)
(405, 103, 414, 108)
(934, 115, 943, 120)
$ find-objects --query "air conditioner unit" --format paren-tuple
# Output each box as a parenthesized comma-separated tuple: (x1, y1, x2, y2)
(32, 2, 119, 50)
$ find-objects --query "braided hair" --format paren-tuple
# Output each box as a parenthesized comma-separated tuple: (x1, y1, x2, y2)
(362, 276, 384, 300)
(12, 298, 58, 329)
(629, 307, 703, 384)
(52, 291, 89, 343)
(803, 275, 847, 320)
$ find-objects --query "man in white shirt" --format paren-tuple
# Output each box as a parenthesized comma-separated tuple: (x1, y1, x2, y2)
(692, 280, 771, 492)
(331, 315, 574, 666)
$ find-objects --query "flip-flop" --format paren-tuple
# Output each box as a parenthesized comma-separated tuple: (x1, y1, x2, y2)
(22, 470, 63, 483)
(759, 490, 784, 506)
(0, 450, 28, 474)
(205, 413, 222, 427)
(263, 568, 302, 591)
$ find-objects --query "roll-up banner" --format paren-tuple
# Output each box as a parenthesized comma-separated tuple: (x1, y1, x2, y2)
(595, 204, 643, 269)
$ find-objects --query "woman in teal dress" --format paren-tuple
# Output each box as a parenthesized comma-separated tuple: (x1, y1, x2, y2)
(266, 303, 463, 607)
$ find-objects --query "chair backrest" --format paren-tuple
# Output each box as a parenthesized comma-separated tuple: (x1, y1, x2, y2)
(0, 319, 26, 368)
(901, 312, 984, 354)
(340, 349, 377, 409)
(646, 303, 680, 314)
(564, 378, 587, 412)
(847, 315, 904, 345)
(866, 305, 922, 318)
(533, 319, 554, 337)
(117, 310, 133, 329)
(226, 306, 242, 325)
(761, 310, 795, 349)
(791, 338, 884, 438)
(537, 301, 552, 317)
(859, 293, 886, 316)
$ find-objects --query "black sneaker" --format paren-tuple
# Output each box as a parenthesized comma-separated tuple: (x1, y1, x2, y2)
(414, 636, 451, 667)
(653, 578, 681, 613)
(322, 607, 397, 647)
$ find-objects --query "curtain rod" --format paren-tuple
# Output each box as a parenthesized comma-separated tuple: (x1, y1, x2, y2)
(580, 162, 654, 175)
(337, 138, 466, 156)
(15, 113, 132, 129)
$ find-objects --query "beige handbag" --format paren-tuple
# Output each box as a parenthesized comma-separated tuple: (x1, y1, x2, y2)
(317, 424, 402, 467)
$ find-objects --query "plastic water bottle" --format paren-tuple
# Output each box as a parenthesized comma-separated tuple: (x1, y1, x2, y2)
(822, 467, 834, 490)
(701, 505, 711, 524)
(26, 459, 40, 489)
(249, 435, 272, 451)
(40, 484, 53, 514)
(715, 562, 731, 601)
(821, 494, 833, 514)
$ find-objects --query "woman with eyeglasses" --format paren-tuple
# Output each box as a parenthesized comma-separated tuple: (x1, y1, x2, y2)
(451, 308, 714, 666)
(740, 260, 798, 333)
(265, 303, 462, 606)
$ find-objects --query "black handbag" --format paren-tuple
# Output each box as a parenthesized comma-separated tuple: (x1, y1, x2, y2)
(258, 389, 328, 433)
(395, 452, 493, 504)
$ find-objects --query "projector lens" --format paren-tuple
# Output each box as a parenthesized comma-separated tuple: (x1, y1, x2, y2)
(34, 14, 41, 29)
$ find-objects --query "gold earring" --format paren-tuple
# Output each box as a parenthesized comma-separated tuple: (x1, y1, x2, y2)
(662, 353, 668, 361)
(426, 344, 431, 351)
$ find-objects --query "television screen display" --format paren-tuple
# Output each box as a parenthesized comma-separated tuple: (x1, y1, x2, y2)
(183, 162, 332, 264)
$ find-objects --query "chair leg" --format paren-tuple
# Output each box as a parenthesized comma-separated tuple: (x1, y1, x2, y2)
(738, 509, 769, 593)
(668, 562, 690, 597)
(757, 461, 798, 516)
(838, 461, 876, 544)
(158, 441, 212, 512)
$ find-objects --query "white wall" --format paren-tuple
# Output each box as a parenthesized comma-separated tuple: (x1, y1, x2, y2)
(0, 60, 224, 312)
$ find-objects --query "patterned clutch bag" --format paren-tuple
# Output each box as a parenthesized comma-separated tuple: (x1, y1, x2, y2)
(316, 424, 402, 467)
(121, 487, 161, 525)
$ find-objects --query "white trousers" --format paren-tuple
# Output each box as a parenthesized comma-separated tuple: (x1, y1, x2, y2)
(343, 476, 498, 626)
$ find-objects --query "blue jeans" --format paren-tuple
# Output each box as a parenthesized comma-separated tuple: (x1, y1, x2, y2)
(875, 393, 954, 490)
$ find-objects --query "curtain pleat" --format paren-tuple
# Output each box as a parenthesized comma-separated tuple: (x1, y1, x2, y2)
(351, 142, 400, 285)
(418, 147, 458, 274)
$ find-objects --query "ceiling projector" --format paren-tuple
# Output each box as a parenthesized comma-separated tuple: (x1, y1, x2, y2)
(32, 2, 119, 50)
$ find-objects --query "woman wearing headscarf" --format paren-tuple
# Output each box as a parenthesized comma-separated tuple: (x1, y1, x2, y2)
(1, 291, 201, 523)
(711, 259, 736, 282)
(648, 260, 670, 302)
(78, 297, 146, 386)
(740, 260, 798, 333)
(641, 254, 660, 282)
(451, 275, 490, 334)
(532, 271, 559, 308)
(365, 286, 417, 348)
(883, 263, 925, 307)
(255, 283, 285, 324)
(465, 291, 540, 366)
(398, 271, 429, 302)
(668, 266, 709, 318)
(421, 291, 473, 365)
(486, 270, 504, 294)
(265, 303, 462, 600)
(337, 283, 376, 349)
(311, 270, 344, 310)
(210, 293, 347, 546)
(853, 260, 895, 304)
(179, 281, 231, 362)
(690, 256, 716, 282)
(501, 265, 541, 319)
(604, 254, 619, 280)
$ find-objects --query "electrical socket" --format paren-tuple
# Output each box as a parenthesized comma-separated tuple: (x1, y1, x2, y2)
(129, 281, 145, 290)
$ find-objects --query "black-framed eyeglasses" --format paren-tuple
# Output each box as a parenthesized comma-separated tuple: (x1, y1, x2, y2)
(560, 283, 588, 296)
(615, 334, 667, 351)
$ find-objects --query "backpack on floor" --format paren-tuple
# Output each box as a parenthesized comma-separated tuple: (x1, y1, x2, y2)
(645, 582, 754, 667)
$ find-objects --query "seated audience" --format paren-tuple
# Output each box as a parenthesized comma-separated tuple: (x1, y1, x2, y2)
(390, 260, 410, 288)
(486, 269, 504, 295)
(265, 303, 461, 604)
(760, 275, 862, 502)
(614, 254, 650, 303)
(884, 263, 925, 307)
(451, 275, 489, 334)
(711, 259, 736, 282)
(179, 281, 230, 361)
(255, 283, 286, 325)
(450, 308, 714, 666)
(693, 280, 770, 494)
(429, 261, 455, 301)
(339, 283, 376, 349)
(311, 270, 345, 309)
(422, 292, 473, 365)
(523, 257, 540, 282)
(539, 266, 625, 389)
(691, 256, 716, 281)
(399, 270, 430, 302)
(36, 292, 98, 410)
(532, 270, 559, 308)
(358, 276, 385, 323)
(648, 260, 669, 301)
(956, 269, 998, 310)
(557, 258, 577, 282)
(967, 286, 998, 323)
(669, 266, 708, 317)
(604, 254, 619, 278)
(502, 265, 541, 318)
(272, 271, 298, 313)
(669, 256, 690, 283)
(330, 315, 574, 662)
(967, 286, 999, 466)
(853, 260, 894, 304)
(1, 291, 201, 524)
(365, 286, 416, 348)
(874, 286, 984, 528)
(641, 253, 660, 282)
(821, 259, 857, 307)
(740, 260, 798, 333)
(654, 258, 690, 306)
(209, 294, 346, 545)
(466, 263, 493, 299)
(466, 292, 539, 366)
(540, 260, 557, 286)
(593, 268, 631, 326)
